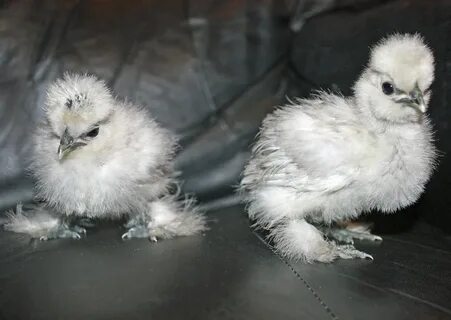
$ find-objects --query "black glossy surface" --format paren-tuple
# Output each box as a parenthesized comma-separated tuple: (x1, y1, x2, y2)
(0, 207, 332, 320)
(1, 206, 450, 320)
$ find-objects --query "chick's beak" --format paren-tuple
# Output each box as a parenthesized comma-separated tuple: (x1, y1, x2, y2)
(409, 86, 426, 114)
(58, 129, 74, 160)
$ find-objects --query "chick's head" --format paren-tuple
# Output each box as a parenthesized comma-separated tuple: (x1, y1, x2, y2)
(354, 33, 434, 123)
(44, 73, 116, 160)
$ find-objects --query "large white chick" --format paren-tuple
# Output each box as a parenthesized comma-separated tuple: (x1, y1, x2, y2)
(5, 74, 207, 241)
(240, 34, 437, 262)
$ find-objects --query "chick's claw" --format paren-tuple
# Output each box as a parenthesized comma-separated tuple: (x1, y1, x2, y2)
(72, 225, 87, 235)
(122, 225, 150, 240)
(60, 229, 83, 239)
(350, 230, 382, 242)
(336, 244, 373, 260)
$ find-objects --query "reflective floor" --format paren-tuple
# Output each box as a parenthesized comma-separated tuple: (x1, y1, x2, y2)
(0, 206, 450, 320)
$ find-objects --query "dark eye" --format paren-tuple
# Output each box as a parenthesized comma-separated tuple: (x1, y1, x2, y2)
(65, 99, 73, 109)
(86, 127, 99, 138)
(382, 82, 394, 95)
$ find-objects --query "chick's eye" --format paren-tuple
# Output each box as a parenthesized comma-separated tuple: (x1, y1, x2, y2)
(382, 82, 394, 95)
(86, 127, 99, 138)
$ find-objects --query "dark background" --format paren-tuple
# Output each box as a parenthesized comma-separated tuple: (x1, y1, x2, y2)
(0, 1, 451, 320)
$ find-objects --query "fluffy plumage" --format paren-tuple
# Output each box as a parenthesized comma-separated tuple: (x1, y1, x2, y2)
(240, 34, 437, 263)
(4, 73, 207, 240)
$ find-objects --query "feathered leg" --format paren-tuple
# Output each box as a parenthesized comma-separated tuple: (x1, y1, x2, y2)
(122, 195, 207, 241)
(272, 219, 373, 262)
(247, 187, 373, 263)
(2, 203, 86, 240)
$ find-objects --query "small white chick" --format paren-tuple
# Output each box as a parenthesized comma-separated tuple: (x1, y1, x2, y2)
(240, 34, 437, 263)
(5, 74, 207, 241)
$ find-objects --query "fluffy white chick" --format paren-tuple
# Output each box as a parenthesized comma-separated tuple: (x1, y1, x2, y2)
(5, 73, 207, 241)
(240, 34, 437, 263)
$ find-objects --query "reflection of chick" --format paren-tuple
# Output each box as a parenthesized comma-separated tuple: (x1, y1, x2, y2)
(241, 34, 437, 262)
(6, 74, 207, 241)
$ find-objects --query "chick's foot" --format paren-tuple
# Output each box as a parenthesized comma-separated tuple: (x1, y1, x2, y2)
(326, 228, 383, 244)
(335, 244, 374, 260)
(39, 223, 86, 241)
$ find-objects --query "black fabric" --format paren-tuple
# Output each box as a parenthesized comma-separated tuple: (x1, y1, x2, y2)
(1, 206, 450, 320)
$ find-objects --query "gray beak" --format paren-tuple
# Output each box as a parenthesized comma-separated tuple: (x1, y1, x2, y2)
(409, 85, 426, 114)
(58, 129, 74, 160)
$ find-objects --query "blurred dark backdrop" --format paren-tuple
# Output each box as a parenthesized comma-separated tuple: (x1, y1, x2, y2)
(0, 0, 450, 232)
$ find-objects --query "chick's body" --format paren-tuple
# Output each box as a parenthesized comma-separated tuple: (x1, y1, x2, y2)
(244, 95, 434, 221)
(241, 34, 436, 262)
(33, 103, 174, 218)
(6, 74, 206, 241)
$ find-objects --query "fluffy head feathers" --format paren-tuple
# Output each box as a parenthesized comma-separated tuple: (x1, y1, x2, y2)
(45, 73, 115, 138)
(369, 33, 434, 93)
(354, 33, 435, 123)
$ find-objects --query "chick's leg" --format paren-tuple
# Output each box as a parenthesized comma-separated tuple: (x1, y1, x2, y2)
(122, 196, 207, 241)
(250, 187, 373, 262)
(40, 222, 86, 240)
(40, 216, 88, 240)
(325, 221, 382, 245)
(3, 203, 86, 240)
(272, 219, 373, 262)
(122, 214, 156, 241)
